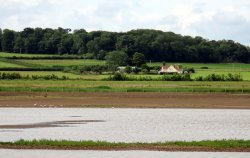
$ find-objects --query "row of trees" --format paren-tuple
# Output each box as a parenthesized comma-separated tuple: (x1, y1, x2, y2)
(0, 28, 250, 63)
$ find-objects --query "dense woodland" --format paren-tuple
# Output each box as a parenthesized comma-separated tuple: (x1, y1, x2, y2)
(0, 28, 250, 63)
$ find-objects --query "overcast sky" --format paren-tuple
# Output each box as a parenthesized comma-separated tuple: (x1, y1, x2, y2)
(0, 0, 250, 46)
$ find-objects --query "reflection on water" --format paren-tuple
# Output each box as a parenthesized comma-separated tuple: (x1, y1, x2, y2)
(0, 120, 105, 129)
(0, 130, 21, 133)
(1, 150, 250, 158)
(0, 108, 249, 142)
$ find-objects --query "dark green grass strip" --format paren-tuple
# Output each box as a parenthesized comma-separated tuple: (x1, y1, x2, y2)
(0, 139, 249, 151)
(0, 86, 250, 93)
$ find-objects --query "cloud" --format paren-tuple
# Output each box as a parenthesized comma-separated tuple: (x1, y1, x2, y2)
(0, 0, 249, 45)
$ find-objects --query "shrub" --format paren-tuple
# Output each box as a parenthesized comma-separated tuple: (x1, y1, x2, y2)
(162, 74, 192, 81)
(226, 73, 243, 81)
(0, 72, 69, 80)
(184, 67, 195, 73)
(110, 72, 128, 81)
(200, 66, 209, 69)
(0, 72, 21, 80)
(195, 73, 242, 81)
(79, 65, 109, 74)
(125, 66, 132, 74)
(132, 67, 141, 74)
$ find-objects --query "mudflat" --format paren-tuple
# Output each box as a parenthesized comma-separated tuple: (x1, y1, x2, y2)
(0, 92, 249, 109)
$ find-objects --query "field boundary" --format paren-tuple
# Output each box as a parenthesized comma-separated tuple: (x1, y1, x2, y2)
(0, 139, 249, 152)
(0, 86, 249, 93)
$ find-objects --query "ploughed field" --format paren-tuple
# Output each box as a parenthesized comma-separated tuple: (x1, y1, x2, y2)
(0, 92, 250, 109)
(1, 150, 250, 158)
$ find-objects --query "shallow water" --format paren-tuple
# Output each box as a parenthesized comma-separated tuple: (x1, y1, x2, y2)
(0, 108, 249, 142)
(0, 150, 250, 158)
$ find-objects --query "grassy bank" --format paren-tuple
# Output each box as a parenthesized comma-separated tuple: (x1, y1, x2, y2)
(0, 139, 249, 151)
(0, 80, 250, 93)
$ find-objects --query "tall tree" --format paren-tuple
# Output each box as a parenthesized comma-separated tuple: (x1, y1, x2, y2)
(105, 51, 129, 71)
(132, 52, 146, 67)
(2, 29, 15, 52)
(0, 28, 249, 63)
(13, 34, 24, 53)
(0, 28, 2, 51)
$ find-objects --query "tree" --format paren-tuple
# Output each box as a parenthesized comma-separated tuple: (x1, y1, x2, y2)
(2, 29, 15, 52)
(0, 28, 2, 51)
(132, 52, 146, 67)
(13, 34, 24, 53)
(125, 65, 132, 74)
(0, 27, 249, 63)
(105, 51, 129, 71)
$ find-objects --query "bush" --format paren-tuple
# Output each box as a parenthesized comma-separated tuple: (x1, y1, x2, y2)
(83, 53, 94, 59)
(141, 64, 150, 72)
(184, 67, 195, 73)
(79, 65, 109, 74)
(226, 73, 243, 81)
(195, 73, 242, 81)
(104, 73, 192, 81)
(200, 66, 209, 69)
(0, 67, 64, 71)
(6, 56, 84, 60)
(109, 72, 128, 81)
(0, 72, 21, 80)
(0, 72, 69, 80)
(150, 66, 161, 71)
(162, 74, 192, 81)
(132, 67, 141, 74)
(125, 66, 132, 74)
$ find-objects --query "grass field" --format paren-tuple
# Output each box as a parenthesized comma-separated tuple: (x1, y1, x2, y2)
(0, 80, 249, 93)
(0, 52, 59, 58)
(1, 71, 83, 79)
(1, 80, 249, 88)
(16, 59, 105, 67)
(148, 62, 250, 70)
(0, 52, 250, 81)
(0, 60, 26, 68)
(0, 139, 249, 151)
(148, 62, 250, 80)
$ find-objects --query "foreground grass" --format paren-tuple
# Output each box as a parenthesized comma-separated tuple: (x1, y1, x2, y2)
(0, 80, 250, 93)
(0, 139, 249, 151)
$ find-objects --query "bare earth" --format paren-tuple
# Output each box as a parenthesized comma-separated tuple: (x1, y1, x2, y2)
(0, 92, 249, 109)
(0, 145, 249, 152)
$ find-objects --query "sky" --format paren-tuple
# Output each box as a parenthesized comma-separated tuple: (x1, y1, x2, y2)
(0, 0, 250, 46)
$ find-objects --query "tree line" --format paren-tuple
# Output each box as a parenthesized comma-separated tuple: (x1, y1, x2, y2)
(0, 27, 249, 63)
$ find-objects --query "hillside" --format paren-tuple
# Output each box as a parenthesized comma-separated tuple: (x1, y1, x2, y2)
(0, 28, 249, 63)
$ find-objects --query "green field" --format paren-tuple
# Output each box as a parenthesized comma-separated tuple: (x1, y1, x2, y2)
(148, 62, 250, 70)
(1, 71, 83, 79)
(0, 80, 249, 93)
(148, 62, 250, 80)
(16, 59, 105, 67)
(0, 60, 26, 68)
(0, 139, 249, 151)
(0, 52, 59, 58)
(0, 52, 250, 81)
(1, 80, 249, 88)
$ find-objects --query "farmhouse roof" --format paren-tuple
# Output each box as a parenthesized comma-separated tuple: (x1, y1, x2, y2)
(162, 65, 182, 71)
(162, 65, 170, 70)
(173, 65, 182, 71)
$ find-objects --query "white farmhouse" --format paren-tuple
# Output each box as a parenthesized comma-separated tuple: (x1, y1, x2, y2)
(158, 64, 183, 74)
